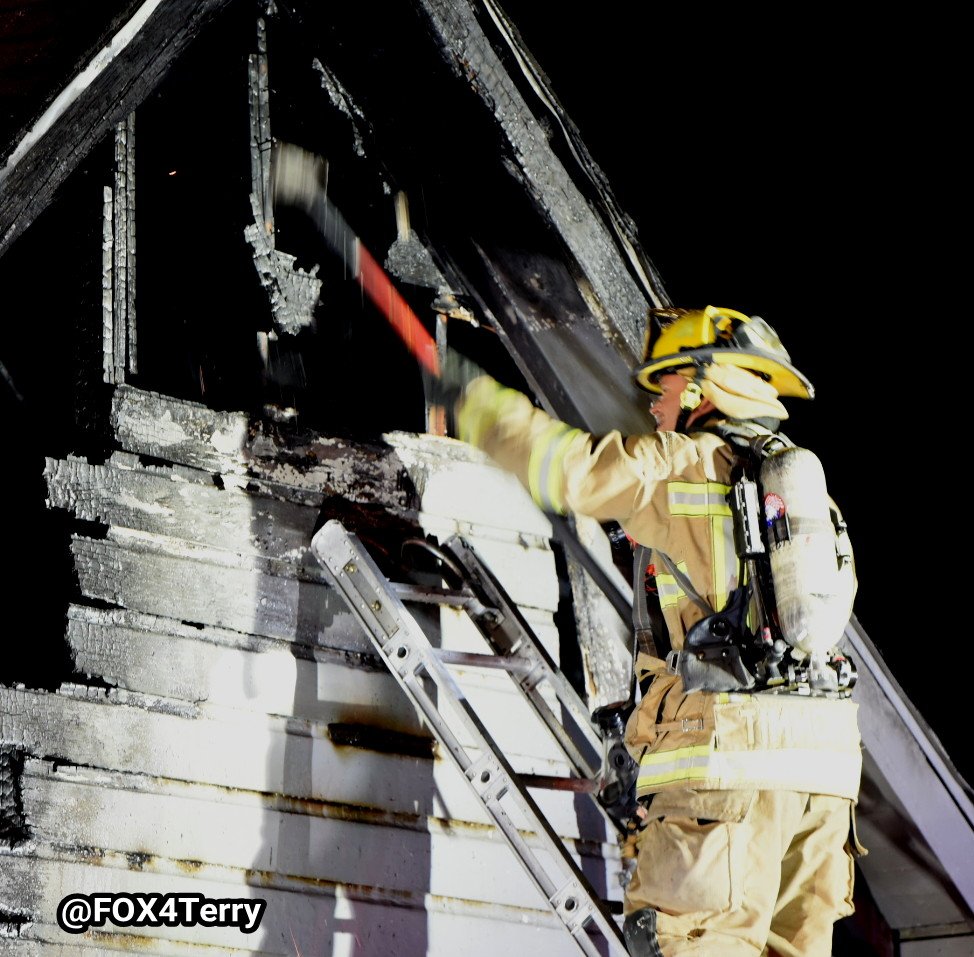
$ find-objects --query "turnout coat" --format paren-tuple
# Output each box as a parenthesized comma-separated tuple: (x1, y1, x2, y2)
(456, 376, 862, 803)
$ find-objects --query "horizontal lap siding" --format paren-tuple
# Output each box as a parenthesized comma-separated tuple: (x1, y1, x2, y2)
(4, 386, 622, 952)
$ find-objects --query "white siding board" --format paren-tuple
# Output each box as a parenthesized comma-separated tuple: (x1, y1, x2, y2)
(0, 852, 596, 956)
(567, 515, 633, 712)
(0, 687, 588, 837)
(63, 605, 575, 772)
(21, 384, 624, 955)
(65, 606, 419, 730)
(107, 391, 561, 592)
(389, 434, 551, 537)
(65, 546, 570, 764)
(20, 762, 619, 911)
(423, 527, 560, 613)
(110, 386, 410, 508)
(70, 531, 371, 653)
(45, 456, 323, 576)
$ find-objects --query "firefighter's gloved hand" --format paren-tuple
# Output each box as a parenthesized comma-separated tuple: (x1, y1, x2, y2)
(427, 348, 487, 415)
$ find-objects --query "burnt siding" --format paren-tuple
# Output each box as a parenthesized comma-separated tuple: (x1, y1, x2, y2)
(0, 385, 622, 954)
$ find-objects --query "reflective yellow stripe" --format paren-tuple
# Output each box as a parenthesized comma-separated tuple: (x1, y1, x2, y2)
(656, 563, 689, 609)
(669, 481, 732, 496)
(711, 512, 735, 612)
(637, 746, 862, 795)
(528, 422, 581, 513)
(666, 481, 736, 611)
(637, 745, 713, 786)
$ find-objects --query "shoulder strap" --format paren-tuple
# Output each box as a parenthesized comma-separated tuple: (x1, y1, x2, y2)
(631, 544, 661, 659)
(653, 549, 714, 616)
(700, 419, 794, 460)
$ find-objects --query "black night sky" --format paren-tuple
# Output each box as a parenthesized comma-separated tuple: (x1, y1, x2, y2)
(500, 6, 965, 778)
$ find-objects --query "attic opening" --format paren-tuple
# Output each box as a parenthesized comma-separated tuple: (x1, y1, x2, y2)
(0, 0, 545, 691)
(122, 1, 531, 437)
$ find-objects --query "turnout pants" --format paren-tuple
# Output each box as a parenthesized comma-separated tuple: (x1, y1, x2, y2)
(625, 789, 857, 956)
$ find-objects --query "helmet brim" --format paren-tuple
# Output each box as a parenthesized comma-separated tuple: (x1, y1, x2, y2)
(634, 348, 815, 400)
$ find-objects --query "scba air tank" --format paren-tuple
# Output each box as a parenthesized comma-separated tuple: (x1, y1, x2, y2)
(760, 447, 855, 658)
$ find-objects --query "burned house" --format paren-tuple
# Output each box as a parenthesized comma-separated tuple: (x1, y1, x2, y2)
(1, 1, 972, 954)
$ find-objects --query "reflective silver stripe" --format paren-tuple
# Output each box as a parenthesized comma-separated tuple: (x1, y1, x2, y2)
(528, 422, 581, 513)
(667, 481, 732, 517)
(637, 746, 862, 797)
(656, 567, 687, 609)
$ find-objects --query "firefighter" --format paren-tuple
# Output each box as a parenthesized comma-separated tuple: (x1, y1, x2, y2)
(444, 306, 864, 957)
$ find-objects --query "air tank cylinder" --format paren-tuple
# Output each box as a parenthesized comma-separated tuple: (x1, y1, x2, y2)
(760, 447, 855, 658)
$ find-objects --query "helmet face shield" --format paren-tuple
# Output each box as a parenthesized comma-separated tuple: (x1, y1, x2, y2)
(731, 316, 792, 362)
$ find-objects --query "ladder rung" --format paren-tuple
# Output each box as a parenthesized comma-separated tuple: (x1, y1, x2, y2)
(392, 581, 498, 618)
(435, 648, 536, 675)
(518, 773, 600, 794)
(312, 521, 628, 957)
(391, 582, 470, 606)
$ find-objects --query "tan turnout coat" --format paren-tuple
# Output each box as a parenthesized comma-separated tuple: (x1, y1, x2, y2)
(457, 376, 861, 802)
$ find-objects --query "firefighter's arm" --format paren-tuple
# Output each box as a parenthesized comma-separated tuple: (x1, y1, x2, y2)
(455, 375, 653, 522)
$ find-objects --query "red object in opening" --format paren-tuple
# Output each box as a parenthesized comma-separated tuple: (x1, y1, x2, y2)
(356, 241, 440, 376)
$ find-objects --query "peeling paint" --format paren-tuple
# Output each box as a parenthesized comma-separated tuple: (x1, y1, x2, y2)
(149, 410, 192, 448)
(209, 422, 248, 457)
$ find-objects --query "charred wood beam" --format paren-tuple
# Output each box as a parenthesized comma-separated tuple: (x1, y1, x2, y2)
(0, 0, 235, 261)
(409, 1, 657, 434)
(415, 0, 654, 359)
(110, 385, 417, 509)
(842, 619, 974, 915)
(245, 16, 322, 336)
(469, 245, 656, 436)
(102, 114, 137, 385)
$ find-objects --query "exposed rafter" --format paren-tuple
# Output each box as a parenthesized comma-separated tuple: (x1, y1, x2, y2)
(0, 0, 234, 260)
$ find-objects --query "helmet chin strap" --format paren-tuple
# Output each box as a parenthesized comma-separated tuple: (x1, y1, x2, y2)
(676, 378, 704, 433)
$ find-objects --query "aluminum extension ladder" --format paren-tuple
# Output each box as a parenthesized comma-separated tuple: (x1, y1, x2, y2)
(310, 519, 629, 956)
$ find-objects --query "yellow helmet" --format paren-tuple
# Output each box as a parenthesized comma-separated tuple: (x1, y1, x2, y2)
(634, 305, 814, 400)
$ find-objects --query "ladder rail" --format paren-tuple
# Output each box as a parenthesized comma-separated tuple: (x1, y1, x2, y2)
(396, 535, 635, 833)
(440, 535, 604, 779)
(311, 520, 628, 957)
